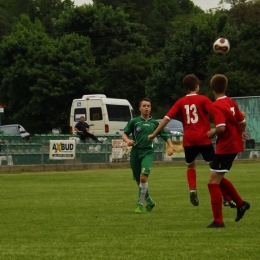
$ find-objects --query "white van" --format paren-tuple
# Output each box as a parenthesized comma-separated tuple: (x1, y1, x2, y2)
(70, 94, 134, 135)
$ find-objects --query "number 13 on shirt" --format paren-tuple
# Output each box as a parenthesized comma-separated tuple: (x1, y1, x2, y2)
(185, 104, 198, 124)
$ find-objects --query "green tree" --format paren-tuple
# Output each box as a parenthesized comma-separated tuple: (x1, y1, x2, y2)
(0, 0, 74, 33)
(0, 6, 17, 40)
(94, 0, 203, 49)
(205, 0, 260, 97)
(146, 12, 224, 110)
(0, 15, 100, 132)
(102, 51, 152, 111)
(55, 3, 149, 65)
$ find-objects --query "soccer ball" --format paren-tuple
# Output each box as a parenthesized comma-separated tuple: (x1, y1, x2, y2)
(213, 38, 230, 54)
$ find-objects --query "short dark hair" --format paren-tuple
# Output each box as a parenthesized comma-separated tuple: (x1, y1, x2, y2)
(80, 116, 85, 119)
(139, 98, 151, 107)
(183, 74, 199, 91)
(210, 74, 228, 93)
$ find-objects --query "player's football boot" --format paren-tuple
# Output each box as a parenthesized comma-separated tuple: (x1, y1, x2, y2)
(206, 221, 225, 228)
(235, 201, 250, 222)
(190, 189, 199, 206)
(223, 199, 236, 208)
(146, 202, 156, 212)
(135, 204, 143, 214)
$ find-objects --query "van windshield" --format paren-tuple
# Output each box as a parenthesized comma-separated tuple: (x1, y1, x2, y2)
(106, 105, 131, 121)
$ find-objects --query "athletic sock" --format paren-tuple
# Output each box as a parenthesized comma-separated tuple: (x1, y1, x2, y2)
(187, 168, 196, 189)
(208, 183, 223, 225)
(138, 182, 148, 205)
(145, 189, 154, 205)
(220, 188, 232, 201)
(219, 178, 243, 207)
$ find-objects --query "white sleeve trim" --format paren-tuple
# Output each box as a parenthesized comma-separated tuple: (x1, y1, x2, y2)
(239, 119, 246, 124)
(164, 116, 171, 120)
(216, 123, 226, 128)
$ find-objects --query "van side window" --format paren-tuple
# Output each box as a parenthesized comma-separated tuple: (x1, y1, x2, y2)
(90, 107, 102, 121)
(74, 108, 87, 121)
(106, 105, 131, 121)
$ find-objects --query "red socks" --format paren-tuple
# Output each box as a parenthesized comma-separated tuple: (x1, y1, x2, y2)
(208, 183, 223, 224)
(187, 169, 196, 189)
(219, 178, 243, 207)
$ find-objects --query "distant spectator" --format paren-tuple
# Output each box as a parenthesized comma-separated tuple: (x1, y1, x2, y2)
(74, 116, 103, 143)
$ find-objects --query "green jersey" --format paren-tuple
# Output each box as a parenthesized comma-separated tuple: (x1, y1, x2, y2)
(124, 116, 170, 149)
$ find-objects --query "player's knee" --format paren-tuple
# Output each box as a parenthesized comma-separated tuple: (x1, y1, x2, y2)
(140, 174, 148, 183)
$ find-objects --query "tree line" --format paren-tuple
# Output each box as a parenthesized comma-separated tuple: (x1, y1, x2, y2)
(0, 0, 259, 133)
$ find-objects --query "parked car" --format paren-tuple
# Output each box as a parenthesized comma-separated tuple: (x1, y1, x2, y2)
(0, 124, 31, 140)
(156, 119, 183, 134)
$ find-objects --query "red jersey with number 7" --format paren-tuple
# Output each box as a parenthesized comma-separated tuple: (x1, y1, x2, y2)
(209, 96, 245, 154)
(165, 94, 212, 147)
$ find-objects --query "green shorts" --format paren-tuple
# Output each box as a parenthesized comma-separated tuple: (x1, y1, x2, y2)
(130, 148, 154, 181)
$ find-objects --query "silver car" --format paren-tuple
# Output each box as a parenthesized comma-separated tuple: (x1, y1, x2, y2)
(0, 124, 31, 140)
(156, 119, 183, 135)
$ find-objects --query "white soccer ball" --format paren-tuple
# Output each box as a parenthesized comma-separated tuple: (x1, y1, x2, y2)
(213, 38, 230, 54)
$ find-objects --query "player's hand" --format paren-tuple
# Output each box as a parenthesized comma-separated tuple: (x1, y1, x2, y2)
(241, 111, 246, 118)
(126, 140, 135, 146)
(207, 128, 216, 139)
(167, 147, 173, 156)
(148, 134, 155, 140)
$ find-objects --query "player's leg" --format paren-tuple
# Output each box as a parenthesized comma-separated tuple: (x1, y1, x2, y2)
(216, 153, 250, 221)
(206, 153, 248, 227)
(138, 149, 155, 213)
(207, 167, 225, 228)
(130, 149, 142, 213)
(201, 144, 235, 208)
(203, 145, 236, 208)
(184, 146, 199, 206)
(207, 154, 229, 228)
(222, 191, 236, 208)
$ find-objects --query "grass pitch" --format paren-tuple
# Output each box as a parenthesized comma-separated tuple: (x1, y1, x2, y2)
(0, 162, 259, 260)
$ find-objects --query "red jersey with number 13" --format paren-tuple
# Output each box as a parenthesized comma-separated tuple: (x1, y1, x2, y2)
(209, 96, 245, 154)
(165, 94, 212, 147)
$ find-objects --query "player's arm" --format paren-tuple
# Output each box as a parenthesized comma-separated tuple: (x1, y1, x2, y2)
(122, 120, 135, 146)
(148, 117, 170, 140)
(122, 133, 135, 147)
(239, 121, 246, 133)
(207, 126, 225, 139)
(207, 104, 226, 138)
(157, 125, 173, 155)
(149, 102, 179, 140)
(165, 138, 173, 156)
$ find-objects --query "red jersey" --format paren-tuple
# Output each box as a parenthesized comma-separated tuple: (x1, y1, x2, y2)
(166, 94, 212, 147)
(210, 96, 245, 154)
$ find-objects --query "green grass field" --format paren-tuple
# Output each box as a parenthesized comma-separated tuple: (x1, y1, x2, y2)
(0, 162, 259, 260)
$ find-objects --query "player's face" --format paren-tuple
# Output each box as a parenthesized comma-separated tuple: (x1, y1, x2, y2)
(139, 101, 151, 116)
(80, 117, 85, 123)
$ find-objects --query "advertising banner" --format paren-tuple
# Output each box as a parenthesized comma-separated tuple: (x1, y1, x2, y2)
(165, 135, 185, 160)
(111, 139, 132, 162)
(49, 140, 76, 159)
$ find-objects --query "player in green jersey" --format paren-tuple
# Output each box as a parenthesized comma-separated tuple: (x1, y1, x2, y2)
(122, 98, 173, 213)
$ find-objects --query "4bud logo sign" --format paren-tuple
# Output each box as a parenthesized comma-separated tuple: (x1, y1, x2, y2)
(49, 140, 76, 160)
(53, 143, 74, 153)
